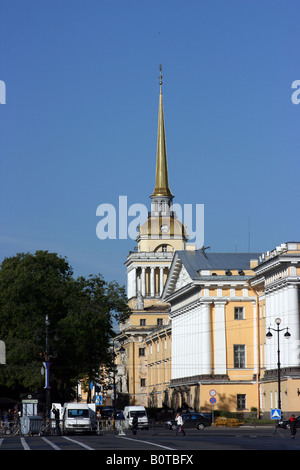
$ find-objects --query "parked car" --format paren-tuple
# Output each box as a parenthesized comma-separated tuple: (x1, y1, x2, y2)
(166, 412, 211, 431)
(278, 416, 300, 429)
(98, 406, 122, 419)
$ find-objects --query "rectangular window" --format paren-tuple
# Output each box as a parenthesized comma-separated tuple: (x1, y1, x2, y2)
(139, 348, 145, 357)
(140, 378, 146, 387)
(234, 306, 244, 320)
(140, 319, 146, 326)
(157, 318, 163, 326)
(237, 394, 246, 410)
(234, 345, 246, 368)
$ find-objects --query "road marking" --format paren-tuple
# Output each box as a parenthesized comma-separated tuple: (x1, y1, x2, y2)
(20, 437, 30, 450)
(62, 436, 95, 450)
(117, 435, 175, 450)
(41, 436, 61, 450)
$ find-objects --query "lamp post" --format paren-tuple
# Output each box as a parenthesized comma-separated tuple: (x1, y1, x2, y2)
(266, 317, 291, 410)
(112, 339, 125, 417)
(37, 314, 59, 419)
(45, 314, 51, 419)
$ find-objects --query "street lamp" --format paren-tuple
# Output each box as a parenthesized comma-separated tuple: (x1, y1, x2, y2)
(266, 317, 291, 410)
(112, 340, 125, 418)
(37, 314, 59, 419)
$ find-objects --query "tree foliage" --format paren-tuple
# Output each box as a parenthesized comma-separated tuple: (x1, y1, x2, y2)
(0, 251, 130, 404)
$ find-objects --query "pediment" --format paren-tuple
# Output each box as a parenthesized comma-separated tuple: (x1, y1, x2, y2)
(174, 264, 192, 291)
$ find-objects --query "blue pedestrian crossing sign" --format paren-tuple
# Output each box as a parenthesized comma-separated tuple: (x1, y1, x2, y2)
(95, 395, 103, 405)
(271, 409, 281, 420)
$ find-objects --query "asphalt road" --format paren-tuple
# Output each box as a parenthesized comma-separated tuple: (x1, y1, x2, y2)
(0, 425, 299, 454)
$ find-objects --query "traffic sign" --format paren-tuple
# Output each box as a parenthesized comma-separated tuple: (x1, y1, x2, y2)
(209, 389, 216, 397)
(95, 395, 103, 405)
(271, 409, 281, 420)
(210, 397, 217, 404)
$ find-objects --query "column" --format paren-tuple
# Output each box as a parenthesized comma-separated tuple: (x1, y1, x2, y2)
(214, 301, 227, 375)
(141, 267, 146, 297)
(265, 292, 271, 371)
(132, 267, 137, 298)
(252, 300, 258, 376)
(268, 291, 276, 370)
(287, 284, 300, 367)
(201, 302, 212, 375)
(282, 286, 290, 368)
(127, 267, 137, 299)
(150, 267, 155, 297)
(159, 267, 164, 296)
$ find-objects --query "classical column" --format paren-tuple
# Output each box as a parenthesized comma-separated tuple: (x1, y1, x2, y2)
(252, 300, 258, 376)
(159, 267, 164, 296)
(287, 284, 300, 367)
(141, 267, 146, 297)
(132, 267, 137, 298)
(265, 291, 272, 371)
(150, 267, 155, 297)
(214, 301, 227, 375)
(266, 290, 276, 370)
(201, 302, 212, 375)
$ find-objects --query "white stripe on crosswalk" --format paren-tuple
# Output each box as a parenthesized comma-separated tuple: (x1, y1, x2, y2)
(63, 436, 95, 450)
(41, 436, 61, 450)
(20, 437, 30, 450)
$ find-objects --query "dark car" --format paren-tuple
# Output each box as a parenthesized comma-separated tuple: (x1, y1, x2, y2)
(98, 406, 122, 419)
(278, 415, 300, 429)
(166, 412, 211, 431)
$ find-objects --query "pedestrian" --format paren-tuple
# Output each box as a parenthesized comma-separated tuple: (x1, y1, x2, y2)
(52, 405, 61, 435)
(132, 413, 138, 435)
(117, 410, 125, 434)
(175, 412, 185, 436)
(289, 414, 297, 438)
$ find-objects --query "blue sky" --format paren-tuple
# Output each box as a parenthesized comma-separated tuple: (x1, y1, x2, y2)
(1, 0, 299, 288)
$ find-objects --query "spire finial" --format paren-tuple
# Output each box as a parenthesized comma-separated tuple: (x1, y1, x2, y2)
(151, 65, 173, 200)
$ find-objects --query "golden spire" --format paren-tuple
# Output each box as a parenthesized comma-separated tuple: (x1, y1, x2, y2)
(151, 65, 173, 199)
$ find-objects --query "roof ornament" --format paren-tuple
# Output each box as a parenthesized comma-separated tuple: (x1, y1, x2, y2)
(200, 246, 211, 258)
(159, 64, 163, 87)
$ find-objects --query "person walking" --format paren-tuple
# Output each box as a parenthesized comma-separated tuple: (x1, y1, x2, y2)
(289, 414, 297, 438)
(175, 412, 185, 436)
(52, 405, 61, 435)
(132, 413, 138, 435)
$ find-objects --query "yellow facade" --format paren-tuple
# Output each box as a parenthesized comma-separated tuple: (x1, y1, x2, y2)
(145, 325, 172, 408)
(116, 69, 300, 419)
(163, 242, 300, 417)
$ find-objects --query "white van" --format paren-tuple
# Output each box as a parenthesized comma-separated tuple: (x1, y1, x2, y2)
(123, 406, 149, 430)
(62, 403, 96, 434)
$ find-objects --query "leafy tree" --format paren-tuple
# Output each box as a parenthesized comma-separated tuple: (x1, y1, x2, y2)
(56, 274, 130, 402)
(0, 251, 130, 406)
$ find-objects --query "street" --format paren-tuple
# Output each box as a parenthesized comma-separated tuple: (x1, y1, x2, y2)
(0, 425, 299, 453)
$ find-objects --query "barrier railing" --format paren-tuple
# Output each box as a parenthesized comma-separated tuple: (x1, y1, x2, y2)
(0, 418, 129, 436)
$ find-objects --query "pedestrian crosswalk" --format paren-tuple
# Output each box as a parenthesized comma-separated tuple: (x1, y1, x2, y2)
(0, 435, 96, 450)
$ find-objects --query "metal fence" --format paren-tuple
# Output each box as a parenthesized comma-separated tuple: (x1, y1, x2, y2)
(0, 418, 129, 436)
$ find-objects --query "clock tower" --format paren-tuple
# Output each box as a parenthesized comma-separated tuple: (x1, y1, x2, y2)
(116, 67, 195, 407)
(126, 66, 193, 308)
